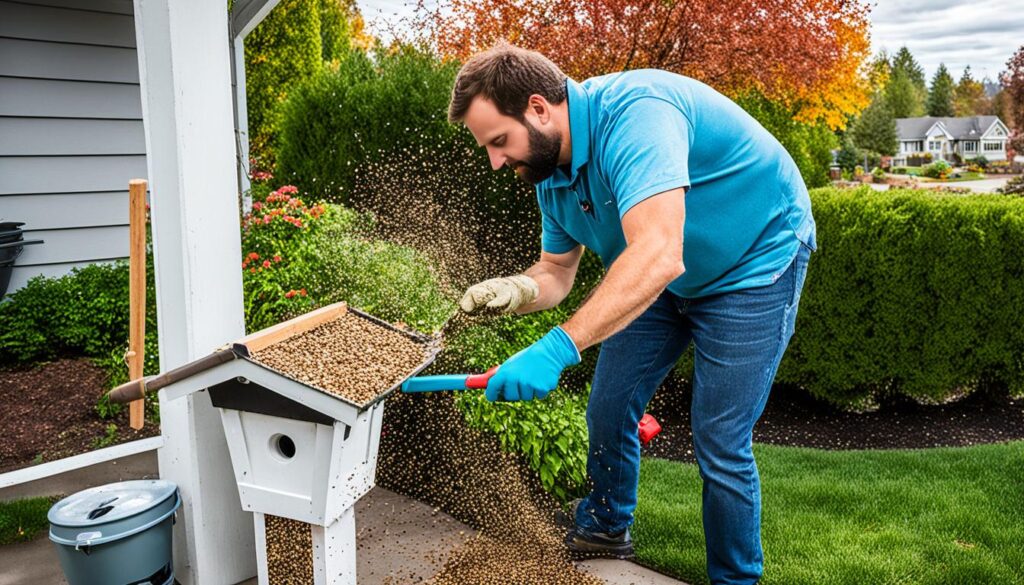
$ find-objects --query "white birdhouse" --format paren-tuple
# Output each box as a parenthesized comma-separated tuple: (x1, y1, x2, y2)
(107, 302, 438, 585)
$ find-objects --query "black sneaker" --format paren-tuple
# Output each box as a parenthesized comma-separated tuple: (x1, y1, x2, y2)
(564, 525, 635, 560)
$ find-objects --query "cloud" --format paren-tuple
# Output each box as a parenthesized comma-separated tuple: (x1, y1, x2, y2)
(869, 0, 1024, 81)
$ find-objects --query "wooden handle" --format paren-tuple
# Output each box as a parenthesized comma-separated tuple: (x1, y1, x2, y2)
(234, 301, 348, 353)
(128, 179, 147, 429)
(106, 349, 239, 404)
(109, 378, 148, 404)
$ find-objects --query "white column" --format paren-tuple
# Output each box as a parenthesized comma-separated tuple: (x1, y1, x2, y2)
(132, 0, 255, 583)
(312, 507, 358, 585)
(253, 513, 271, 585)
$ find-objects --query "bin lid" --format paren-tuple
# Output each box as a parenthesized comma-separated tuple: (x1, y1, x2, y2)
(48, 480, 177, 528)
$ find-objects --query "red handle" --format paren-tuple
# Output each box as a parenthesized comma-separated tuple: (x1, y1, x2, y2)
(465, 366, 499, 389)
(638, 413, 662, 446)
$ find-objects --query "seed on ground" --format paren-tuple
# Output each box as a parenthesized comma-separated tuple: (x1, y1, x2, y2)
(265, 514, 313, 584)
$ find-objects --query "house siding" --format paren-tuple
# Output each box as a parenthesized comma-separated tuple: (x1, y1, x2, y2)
(0, 0, 144, 295)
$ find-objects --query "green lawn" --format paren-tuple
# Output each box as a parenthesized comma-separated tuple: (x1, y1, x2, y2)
(0, 496, 58, 545)
(634, 442, 1024, 585)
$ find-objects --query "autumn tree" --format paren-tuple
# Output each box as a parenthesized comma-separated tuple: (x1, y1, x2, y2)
(954, 66, 988, 116)
(412, 0, 872, 131)
(927, 63, 955, 117)
(999, 45, 1024, 153)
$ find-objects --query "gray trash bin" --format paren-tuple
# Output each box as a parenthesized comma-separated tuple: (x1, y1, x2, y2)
(48, 480, 181, 585)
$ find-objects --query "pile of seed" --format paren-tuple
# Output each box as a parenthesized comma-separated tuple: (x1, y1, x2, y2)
(377, 391, 603, 585)
(251, 312, 431, 405)
(265, 514, 313, 583)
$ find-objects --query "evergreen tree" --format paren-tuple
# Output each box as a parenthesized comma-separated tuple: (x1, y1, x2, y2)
(892, 46, 927, 90)
(887, 46, 926, 116)
(851, 94, 898, 156)
(887, 70, 923, 118)
(927, 63, 955, 116)
(836, 134, 862, 172)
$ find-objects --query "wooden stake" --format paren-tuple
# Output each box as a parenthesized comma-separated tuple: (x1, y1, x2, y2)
(128, 179, 148, 429)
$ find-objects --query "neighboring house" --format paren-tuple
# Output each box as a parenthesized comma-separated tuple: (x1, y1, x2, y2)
(0, 0, 252, 296)
(894, 115, 1011, 167)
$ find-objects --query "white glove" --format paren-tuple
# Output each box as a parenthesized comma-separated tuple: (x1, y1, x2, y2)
(459, 275, 539, 314)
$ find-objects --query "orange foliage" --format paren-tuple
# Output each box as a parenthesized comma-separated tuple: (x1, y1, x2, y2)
(412, 0, 872, 129)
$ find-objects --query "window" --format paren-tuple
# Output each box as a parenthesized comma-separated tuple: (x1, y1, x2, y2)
(964, 142, 977, 152)
(928, 141, 941, 151)
(984, 142, 1003, 152)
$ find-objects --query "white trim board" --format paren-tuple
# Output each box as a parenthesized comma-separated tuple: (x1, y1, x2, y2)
(0, 436, 163, 489)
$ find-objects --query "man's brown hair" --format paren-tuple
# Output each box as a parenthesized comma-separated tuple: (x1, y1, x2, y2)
(448, 41, 568, 123)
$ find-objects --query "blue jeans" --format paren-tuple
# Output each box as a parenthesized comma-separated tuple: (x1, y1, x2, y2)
(575, 243, 811, 585)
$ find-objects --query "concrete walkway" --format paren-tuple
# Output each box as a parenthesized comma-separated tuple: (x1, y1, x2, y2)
(0, 451, 687, 585)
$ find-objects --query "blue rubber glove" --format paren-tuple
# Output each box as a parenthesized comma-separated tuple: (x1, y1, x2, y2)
(486, 326, 581, 402)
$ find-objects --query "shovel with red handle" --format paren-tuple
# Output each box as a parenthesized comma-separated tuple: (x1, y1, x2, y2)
(401, 366, 500, 393)
(401, 367, 662, 445)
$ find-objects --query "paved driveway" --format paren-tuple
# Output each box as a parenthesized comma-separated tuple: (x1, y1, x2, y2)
(866, 175, 1017, 193)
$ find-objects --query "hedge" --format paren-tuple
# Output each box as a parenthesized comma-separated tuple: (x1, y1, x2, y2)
(777, 187, 1024, 408)
(244, 0, 358, 170)
(274, 46, 466, 203)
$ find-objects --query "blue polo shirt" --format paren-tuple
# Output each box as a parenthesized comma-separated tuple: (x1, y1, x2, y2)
(537, 70, 816, 298)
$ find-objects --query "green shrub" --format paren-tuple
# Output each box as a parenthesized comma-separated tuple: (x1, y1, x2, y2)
(968, 155, 989, 170)
(304, 212, 456, 331)
(922, 160, 952, 179)
(244, 0, 327, 169)
(0, 259, 157, 373)
(274, 46, 464, 203)
(835, 135, 861, 173)
(240, 183, 456, 332)
(778, 187, 1024, 408)
(457, 388, 590, 502)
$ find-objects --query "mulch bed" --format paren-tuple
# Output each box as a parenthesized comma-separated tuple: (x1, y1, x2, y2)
(0, 358, 160, 475)
(643, 380, 1024, 463)
(3, 357, 1022, 475)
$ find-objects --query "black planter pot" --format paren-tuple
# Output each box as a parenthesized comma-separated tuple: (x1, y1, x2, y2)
(0, 259, 14, 299)
(0, 229, 25, 244)
(0, 239, 43, 298)
(0, 240, 43, 263)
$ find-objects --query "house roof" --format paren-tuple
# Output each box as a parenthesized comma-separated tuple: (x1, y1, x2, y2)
(896, 116, 1002, 141)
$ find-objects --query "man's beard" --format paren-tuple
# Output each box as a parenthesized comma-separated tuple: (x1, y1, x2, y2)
(512, 121, 562, 185)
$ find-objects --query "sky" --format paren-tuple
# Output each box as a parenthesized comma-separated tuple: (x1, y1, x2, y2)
(355, 0, 1024, 83)
(869, 0, 1024, 83)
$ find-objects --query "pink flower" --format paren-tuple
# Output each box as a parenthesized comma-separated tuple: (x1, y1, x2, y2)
(262, 260, 271, 268)
(252, 202, 263, 211)
(263, 215, 271, 224)
(279, 185, 298, 195)
(248, 252, 260, 260)
(273, 255, 281, 263)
